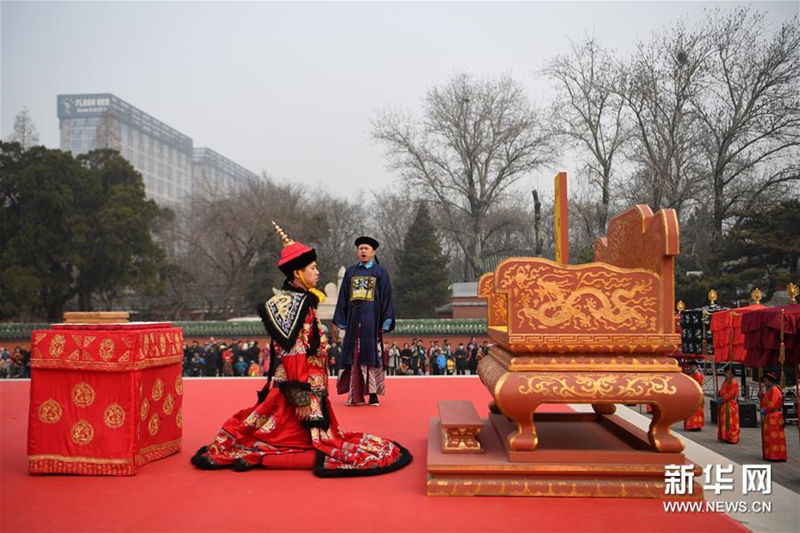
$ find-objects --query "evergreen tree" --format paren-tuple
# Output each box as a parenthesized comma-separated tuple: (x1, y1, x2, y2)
(394, 204, 450, 318)
(0, 143, 167, 320)
(675, 200, 800, 306)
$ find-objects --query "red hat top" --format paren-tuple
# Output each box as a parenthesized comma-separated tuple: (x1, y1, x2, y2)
(273, 221, 316, 275)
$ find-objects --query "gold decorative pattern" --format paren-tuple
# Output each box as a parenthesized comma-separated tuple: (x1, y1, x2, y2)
(152, 378, 164, 401)
(49, 334, 66, 357)
(499, 332, 681, 354)
(493, 294, 508, 324)
(490, 349, 681, 372)
(676, 300, 685, 313)
(71, 381, 95, 408)
(140, 398, 149, 420)
(175, 374, 183, 395)
(38, 399, 63, 424)
(426, 476, 702, 500)
(244, 411, 275, 432)
(162, 393, 175, 415)
(148, 413, 160, 436)
(441, 426, 483, 453)
(788, 282, 799, 303)
(70, 419, 95, 445)
(517, 374, 677, 399)
(99, 338, 115, 361)
(176, 408, 183, 429)
(496, 261, 659, 332)
(708, 289, 718, 305)
(30, 354, 183, 371)
(136, 438, 182, 467)
(103, 403, 126, 429)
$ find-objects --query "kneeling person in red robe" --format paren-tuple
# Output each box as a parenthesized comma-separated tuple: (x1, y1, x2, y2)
(191, 223, 412, 477)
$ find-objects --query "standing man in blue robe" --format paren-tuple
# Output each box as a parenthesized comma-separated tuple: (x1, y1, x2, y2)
(333, 236, 395, 406)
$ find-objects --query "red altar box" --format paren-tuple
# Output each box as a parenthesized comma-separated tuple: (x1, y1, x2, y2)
(27, 322, 183, 475)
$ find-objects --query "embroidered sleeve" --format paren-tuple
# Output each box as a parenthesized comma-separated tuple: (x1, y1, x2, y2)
(279, 381, 311, 407)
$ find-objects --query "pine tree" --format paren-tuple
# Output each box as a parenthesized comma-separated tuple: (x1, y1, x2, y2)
(394, 204, 450, 318)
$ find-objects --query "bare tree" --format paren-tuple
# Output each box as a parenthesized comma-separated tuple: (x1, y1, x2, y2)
(8, 107, 39, 149)
(171, 177, 306, 317)
(373, 73, 555, 280)
(367, 187, 417, 273)
(311, 192, 366, 282)
(695, 8, 800, 242)
(619, 19, 711, 218)
(543, 35, 629, 236)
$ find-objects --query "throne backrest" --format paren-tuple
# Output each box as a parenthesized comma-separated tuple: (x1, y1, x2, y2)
(594, 205, 679, 329)
(477, 205, 680, 353)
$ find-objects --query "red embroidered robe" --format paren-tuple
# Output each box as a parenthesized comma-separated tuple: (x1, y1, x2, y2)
(716, 379, 739, 444)
(192, 287, 411, 476)
(683, 370, 704, 430)
(760, 385, 787, 461)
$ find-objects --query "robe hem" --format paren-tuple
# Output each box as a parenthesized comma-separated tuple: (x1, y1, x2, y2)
(312, 442, 413, 478)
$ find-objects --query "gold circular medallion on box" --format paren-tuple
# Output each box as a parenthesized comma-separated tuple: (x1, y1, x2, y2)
(163, 393, 175, 415)
(176, 407, 183, 429)
(104, 402, 126, 429)
(140, 398, 149, 420)
(148, 413, 160, 436)
(71, 381, 95, 408)
(71, 419, 94, 445)
(99, 338, 115, 361)
(38, 398, 63, 424)
(152, 379, 164, 402)
(175, 374, 183, 396)
(49, 334, 66, 357)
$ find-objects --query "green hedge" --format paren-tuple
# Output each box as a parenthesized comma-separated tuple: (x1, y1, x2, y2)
(0, 319, 488, 341)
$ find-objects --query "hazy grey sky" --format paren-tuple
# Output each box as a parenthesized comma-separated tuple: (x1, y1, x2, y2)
(2, 1, 797, 198)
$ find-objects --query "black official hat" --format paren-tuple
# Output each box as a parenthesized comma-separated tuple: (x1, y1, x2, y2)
(354, 236, 380, 249)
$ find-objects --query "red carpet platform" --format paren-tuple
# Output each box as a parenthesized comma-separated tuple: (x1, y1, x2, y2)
(1, 377, 746, 533)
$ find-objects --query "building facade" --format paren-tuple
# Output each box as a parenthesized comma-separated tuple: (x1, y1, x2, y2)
(436, 282, 488, 319)
(192, 147, 259, 196)
(58, 93, 256, 206)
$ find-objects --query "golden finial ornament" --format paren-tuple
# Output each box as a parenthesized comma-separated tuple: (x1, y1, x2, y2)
(788, 282, 799, 303)
(708, 289, 718, 306)
(676, 300, 685, 313)
(271, 221, 295, 247)
(750, 288, 762, 304)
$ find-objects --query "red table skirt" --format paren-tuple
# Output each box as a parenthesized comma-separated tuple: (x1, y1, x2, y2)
(27, 323, 183, 475)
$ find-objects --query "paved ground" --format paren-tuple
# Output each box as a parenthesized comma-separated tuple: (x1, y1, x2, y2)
(638, 398, 800, 494)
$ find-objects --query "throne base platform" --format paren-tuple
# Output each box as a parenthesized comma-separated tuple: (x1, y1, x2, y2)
(427, 411, 702, 498)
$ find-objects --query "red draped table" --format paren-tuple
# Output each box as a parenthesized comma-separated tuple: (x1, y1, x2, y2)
(27, 321, 183, 475)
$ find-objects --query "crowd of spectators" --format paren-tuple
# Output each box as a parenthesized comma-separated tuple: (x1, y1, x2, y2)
(1, 337, 490, 379)
(182, 338, 268, 377)
(384, 337, 489, 376)
(184, 336, 489, 378)
(0, 346, 30, 379)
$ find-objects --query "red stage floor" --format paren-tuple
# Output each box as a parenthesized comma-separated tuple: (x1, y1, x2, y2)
(1, 377, 747, 533)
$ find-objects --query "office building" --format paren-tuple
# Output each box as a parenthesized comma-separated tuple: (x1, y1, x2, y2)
(58, 93, 257, 205)
(192, 147, 259, 195)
